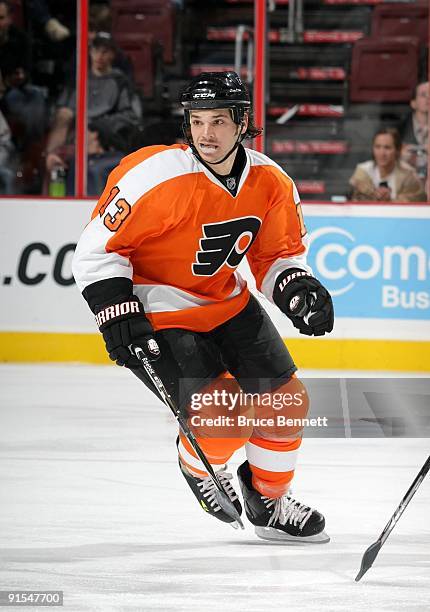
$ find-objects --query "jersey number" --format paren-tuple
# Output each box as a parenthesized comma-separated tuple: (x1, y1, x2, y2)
(193, 216, 262, 276)
(99, 186, 131, 232)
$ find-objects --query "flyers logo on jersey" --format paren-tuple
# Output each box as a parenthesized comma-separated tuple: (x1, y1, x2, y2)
(193, 216, 262, 276)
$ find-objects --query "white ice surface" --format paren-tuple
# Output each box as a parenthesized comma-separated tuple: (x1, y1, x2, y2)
(0, 364, 429, 612)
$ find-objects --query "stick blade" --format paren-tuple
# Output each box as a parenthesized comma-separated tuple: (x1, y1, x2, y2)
(215, 491, 244, 529)
(355, 540, 382, 582)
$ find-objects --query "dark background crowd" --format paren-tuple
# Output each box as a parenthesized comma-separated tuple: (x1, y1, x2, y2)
(0, 0, 428, 200)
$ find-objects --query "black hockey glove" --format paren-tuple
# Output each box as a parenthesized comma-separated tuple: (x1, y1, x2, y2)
(273, 268, 334, 336)
(95, 296, 160, 367)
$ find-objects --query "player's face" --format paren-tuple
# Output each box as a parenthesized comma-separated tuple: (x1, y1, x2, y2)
(373, 134, 397, 171)
(190, 109, 246, 166)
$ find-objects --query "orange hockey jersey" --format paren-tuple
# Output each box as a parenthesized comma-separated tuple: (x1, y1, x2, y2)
(72, 144, 310, 331)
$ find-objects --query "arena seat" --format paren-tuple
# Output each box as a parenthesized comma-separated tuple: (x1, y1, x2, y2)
(111, 0, 175, 63)
(372, 3, 428, 47)
(349, 37, 419, 103)
(9, 0, 24, 28)
(116, 33, 157, 98)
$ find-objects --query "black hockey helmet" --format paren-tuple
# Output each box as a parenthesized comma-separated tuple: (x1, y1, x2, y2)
(181, 71, 251, 126)
(180, 71, 261, 164)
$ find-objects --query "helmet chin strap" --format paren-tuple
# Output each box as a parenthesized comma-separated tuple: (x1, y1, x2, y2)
(187, 122, 245, 167)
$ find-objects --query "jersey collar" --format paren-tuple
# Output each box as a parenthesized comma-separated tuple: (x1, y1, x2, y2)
(189, 145, 251, 198)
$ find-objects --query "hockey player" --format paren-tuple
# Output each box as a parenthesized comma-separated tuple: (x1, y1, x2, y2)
(72, 72, 334, 543)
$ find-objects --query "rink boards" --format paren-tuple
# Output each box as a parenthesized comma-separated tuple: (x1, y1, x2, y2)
(1, 199, 429, 371)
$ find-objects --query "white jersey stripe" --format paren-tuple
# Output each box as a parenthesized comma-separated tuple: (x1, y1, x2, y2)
(73, 217, 133, 292)
(116, 147, 200, 204)
(133, 272, 246, 314)
(260, 254, 312, 304)
(72, 148, 202, 292)
(178, 439, 203, 472)
(178, 439, 226, 473)
(246, 148, 299, 203)
(245, 441, 299, 473)
(246, 148, 310, 302)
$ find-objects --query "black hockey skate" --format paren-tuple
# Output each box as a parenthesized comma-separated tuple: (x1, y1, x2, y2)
(237, 461, 329, 543)
(178, 453, 243, 529)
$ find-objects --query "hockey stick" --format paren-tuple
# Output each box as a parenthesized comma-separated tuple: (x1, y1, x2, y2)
(131, 345, 244, 529)
(355, 454, 430, 582)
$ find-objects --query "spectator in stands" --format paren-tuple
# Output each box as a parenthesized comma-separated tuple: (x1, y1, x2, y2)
(88, 4, 134, 85)
(349, 127, 426, 202)
(0, 0, 31, 86)
(0, 63, 48, 194)
(1, 63, 48, 150)
(26, 0, 71, 42)
(399, 81, 428, 184)
(24, 1, 76, 99)
(44, 32, 139, 195)
(0, 109, 16, 194)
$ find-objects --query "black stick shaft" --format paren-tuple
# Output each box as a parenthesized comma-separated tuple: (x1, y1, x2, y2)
(355, 454, 430, 581)
(131, 346, 244, 526)
(379, 454, 430, 545)
(136, 350, 217, 479)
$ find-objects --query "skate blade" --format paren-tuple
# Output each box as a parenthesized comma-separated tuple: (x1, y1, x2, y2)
(255, 526, 330, 544)
(230, 517, 245, 530)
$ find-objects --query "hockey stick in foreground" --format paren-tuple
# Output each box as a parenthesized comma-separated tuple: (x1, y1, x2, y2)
(131, 345, 244, 529)
(355, 454, 430, 582)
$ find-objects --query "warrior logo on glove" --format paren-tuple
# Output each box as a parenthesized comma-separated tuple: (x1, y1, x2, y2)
(95, 296, 160, 367)
(95, 301, 140, 328)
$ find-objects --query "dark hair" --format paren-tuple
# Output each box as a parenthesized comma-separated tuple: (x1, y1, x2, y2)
(372, 127, 402, 156)
(245, 111, 263, 139)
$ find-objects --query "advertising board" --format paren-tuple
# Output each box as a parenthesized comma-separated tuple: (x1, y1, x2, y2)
(1, 200, 428, 369)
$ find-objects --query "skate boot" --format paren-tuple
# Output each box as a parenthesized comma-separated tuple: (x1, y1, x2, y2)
(237, 461, 329, 543)
(178, 449, 243, 528)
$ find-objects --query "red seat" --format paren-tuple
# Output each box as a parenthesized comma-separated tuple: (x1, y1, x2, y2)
(372, 3, 428, 46)
(111, 0, 175, 63)
(9, 0, 24, 28)
(349, 37, 419, 103)
(116, 34, 156, 98)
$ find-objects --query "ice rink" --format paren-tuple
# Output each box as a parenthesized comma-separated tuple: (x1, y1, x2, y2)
(0, 364, 429, 611)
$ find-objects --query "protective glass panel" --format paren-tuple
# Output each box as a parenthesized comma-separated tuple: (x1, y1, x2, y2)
(265, 0, 429, 203)
(0, 1, 76, 196)
(2, 2, 428, 201)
